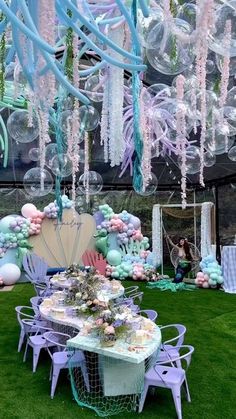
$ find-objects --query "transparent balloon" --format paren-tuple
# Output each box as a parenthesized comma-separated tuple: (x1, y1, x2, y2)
(50, 153, 73, 177)
(204, 151, 216, 167)
(206, 59, 215, 74)
(176, 2, 197, 28)
(7, 110, 39, 143)
(78, 171, 103, 195)
(226, 86, 236, 108)
(134, 172, 158, 196)
(137, 6, 163, 48)
(79, 105, 100, 132)
(59, 110, 73, 134)
(216, 53, 236, 75)
(209, 2, 236, 57)
(23, 168, 54, 197)
(84, 75, 104, 102)
(205, 128, 234, 155)
(228, 145, 236, 161)
(184, 90, 218, 121)
(178, 146, 201, 174)
(45, 143, 58, 168)
(142, 83, 172, 106)
(28, 148, 40, 162)
(146, 19, 194, 75)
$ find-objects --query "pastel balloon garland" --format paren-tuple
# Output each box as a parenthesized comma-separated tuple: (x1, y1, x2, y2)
(94, 204, 157, 280)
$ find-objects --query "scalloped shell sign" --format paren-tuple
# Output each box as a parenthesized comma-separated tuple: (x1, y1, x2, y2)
(29, 210, 96, 267)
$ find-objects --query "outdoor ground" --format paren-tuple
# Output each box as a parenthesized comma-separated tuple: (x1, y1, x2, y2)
(1, 282, 236, 419)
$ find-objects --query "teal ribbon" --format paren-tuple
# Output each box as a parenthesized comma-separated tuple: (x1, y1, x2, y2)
(131, 0, 143, 193)
(147, 279, 196, 292)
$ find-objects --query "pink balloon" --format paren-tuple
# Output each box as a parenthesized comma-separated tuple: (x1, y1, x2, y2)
(204, 274, 209, 281)
(21, 204, 37, 218)
(36, 218, 42, 224)
(202, 282, 209, 288)
(197, 272, 204, 278)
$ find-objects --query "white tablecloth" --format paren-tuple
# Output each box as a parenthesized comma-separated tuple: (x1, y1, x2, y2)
(221, 246, 236, 293)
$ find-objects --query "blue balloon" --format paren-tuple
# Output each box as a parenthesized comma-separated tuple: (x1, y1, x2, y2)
(0, 248, 18, 267)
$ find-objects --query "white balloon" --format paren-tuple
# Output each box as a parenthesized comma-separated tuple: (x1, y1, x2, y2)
(0, 263, 21, 285)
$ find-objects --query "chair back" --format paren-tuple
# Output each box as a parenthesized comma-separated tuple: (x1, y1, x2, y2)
(124, 286, 139, 297)
(160, 324, 186, 347)
(30, 296, 43, 315)
(156, 345, 194, 370)
(23, 252, 48, 283)
(43, 331, 71, 358)
(138, 309, 158, 322)
(15, 305, 35, 329)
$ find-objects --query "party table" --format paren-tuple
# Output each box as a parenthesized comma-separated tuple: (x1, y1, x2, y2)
(40, 295, 161, 416)
(221, 246, 236, 293)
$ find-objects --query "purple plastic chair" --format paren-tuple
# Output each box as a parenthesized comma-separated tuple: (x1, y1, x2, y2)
(43, 331, 90, 398)
(30, 296, 43, 316)
(158, 324, 187, 367)
(139, 345, 195, 419)
(137, 310, 158, 322)
(15, 305, 47, 352)
(23, 322, 54, 372)
(23, 252, 48, 284)
(124, 286, 139, 297)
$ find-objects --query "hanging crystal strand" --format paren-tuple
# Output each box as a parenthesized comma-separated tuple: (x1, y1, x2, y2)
(100, 67, 109, 162)
(195, 0, 216, 187)
(84, 132, 90, 204)
(140, 88, 151, 190)
(190, 80, 197, 135)
(108, 25, 125, 167)
(211, 108, 216, 153)
(219, 19, 231, 153)
(70, 34, 80, 208)
(176, 75, 187, 208)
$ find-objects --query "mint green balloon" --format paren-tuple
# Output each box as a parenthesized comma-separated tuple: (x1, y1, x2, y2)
(0, 216, 16, 234)
(106, 250, 122, 266)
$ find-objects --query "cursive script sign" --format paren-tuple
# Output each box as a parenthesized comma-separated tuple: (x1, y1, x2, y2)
(53, 220, 83, 231)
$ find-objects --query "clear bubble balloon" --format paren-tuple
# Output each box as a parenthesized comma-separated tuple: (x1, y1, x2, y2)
(178, 146, 201, 175)
(228, 145, 236, 161)
(142, 84, 172, 106)
(50, 153, 73, 177)
(176, 3, 197, 28)
(205, 128, 234, 155)
(23, 168, 54, 197)
(204, 151, 216, 167)
(222, 106, 236, 134)
(146, 18, 194, 75)
(79, 105, 100, 132)
(28, 148, 40, 162)
(84, 75, 104, 102)
(78, 171, 103, 195)
(206, 59, 215, 74)
(134, 172, 158, 196)
(45, 143, 58, 168)
(137, 6, 163, 48)
(216, 54, 236, 75)
(184, 90, 218, 121)
(226, 87, 236, 108)
(59, 110, 72, 134)
(209, 2, 236, 57)
(7, 110, 39, 143)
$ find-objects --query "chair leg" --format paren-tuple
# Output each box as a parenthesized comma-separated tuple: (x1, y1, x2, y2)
(80, 361, 90, 392)
(33, 346, 42, 373)
(138, 382, 149, 413)
(23, 341, 29, 362)
(18, 329, 25, 352)
(49, 363, 52, 381)
(171, 385, 182, 419)
(183, 378, 191, 402)
(51, 365, 61, 399)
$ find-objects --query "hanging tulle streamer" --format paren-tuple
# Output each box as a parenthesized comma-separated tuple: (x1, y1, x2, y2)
(131, 0, 143, 193)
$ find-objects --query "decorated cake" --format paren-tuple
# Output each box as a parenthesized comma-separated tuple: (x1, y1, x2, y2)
(130, 330, 152, 345)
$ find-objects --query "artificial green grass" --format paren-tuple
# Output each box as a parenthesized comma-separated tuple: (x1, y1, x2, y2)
(1, 282, 236, 419)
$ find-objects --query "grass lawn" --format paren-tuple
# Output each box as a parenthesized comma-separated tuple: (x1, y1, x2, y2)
(1, 282, 236, 419)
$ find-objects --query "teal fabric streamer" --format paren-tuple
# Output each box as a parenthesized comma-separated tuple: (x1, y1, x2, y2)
(147, 279, 196, 292)
(131, 0, 143, 193)
(54, 88, 67, 221)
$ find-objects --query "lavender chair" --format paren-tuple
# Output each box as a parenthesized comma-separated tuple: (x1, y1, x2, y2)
(23, 322, 54, 372)
(43, 331, 90, 398)
(30, 296, 43, 316)
(137, 310, 158, 322)
(124, 286, 139, 297)
(15, 305, 47, 352)
(139, 345, 195, 419)
(23, 252, 48, 284)
(158, 324, 187, 367)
